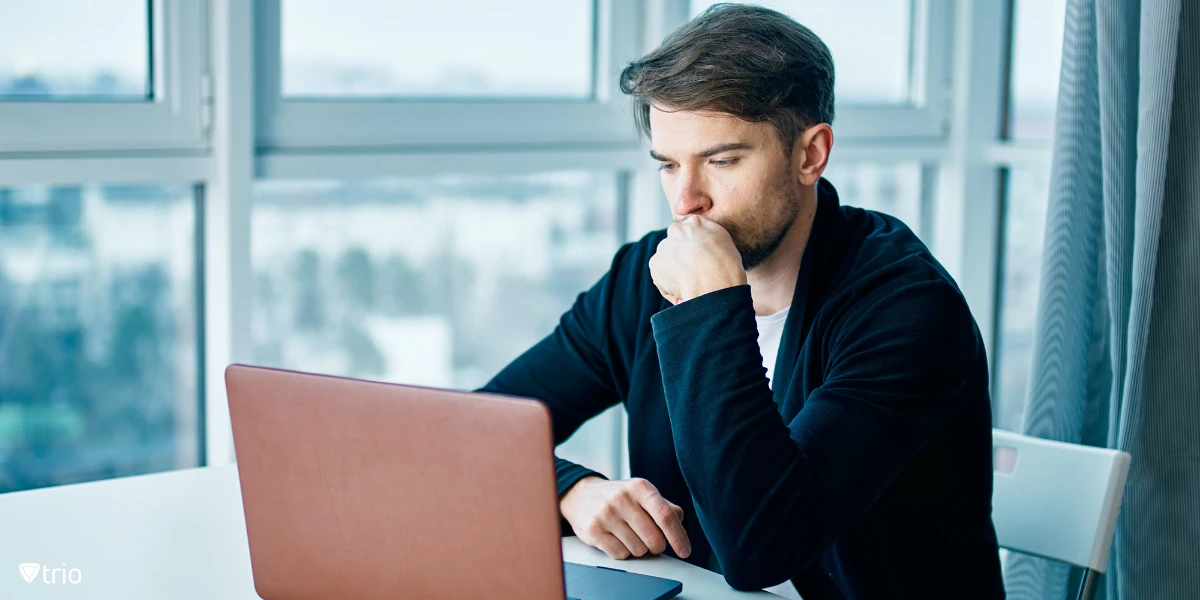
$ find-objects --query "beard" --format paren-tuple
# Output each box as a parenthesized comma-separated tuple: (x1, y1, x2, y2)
(718, 178, 802, 271)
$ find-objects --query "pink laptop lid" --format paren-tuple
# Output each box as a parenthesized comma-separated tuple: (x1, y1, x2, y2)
(226, 364, 565, 599)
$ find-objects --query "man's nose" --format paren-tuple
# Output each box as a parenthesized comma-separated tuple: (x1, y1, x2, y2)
(670, 173, 712, 218)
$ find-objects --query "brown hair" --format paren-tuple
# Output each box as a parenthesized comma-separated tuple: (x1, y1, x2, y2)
(619, 3, 835, 153)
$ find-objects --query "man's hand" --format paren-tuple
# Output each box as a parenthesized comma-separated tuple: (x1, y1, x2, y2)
(649, 215, 746, 305)
(560, 476, 692, 560)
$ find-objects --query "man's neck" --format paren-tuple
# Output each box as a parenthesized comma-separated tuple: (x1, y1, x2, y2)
(746, 188, 818, 316)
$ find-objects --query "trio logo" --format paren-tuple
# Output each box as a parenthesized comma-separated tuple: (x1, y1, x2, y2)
(18, 562, 83, 584)
(18, 563, 39, 583)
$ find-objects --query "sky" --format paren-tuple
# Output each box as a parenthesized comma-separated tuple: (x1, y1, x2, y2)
(0, 0, 147, 77)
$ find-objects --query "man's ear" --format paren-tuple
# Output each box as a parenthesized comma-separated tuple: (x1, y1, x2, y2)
(790, 124, 834, 186)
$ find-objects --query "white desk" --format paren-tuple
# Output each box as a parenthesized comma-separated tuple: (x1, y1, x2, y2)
(0, 466, 780, 599)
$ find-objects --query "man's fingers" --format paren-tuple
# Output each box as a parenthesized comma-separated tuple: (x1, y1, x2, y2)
(589, 531, 632, 560)
(668, 501, 686, 523)
(640, 496, 691, 559)
(652, 282, 680, 305)
(606, 519, 649, 558)
(621, 502, 669, 555)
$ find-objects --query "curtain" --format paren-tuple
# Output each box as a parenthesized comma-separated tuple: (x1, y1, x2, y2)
(1002, 0, 1200, 598)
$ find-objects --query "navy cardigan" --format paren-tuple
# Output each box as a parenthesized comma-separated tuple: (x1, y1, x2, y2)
(480, 180, 1005, 599)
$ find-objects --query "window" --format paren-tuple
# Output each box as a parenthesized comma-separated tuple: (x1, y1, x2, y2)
(0, 0, 205, 153)
(823, 162, 925, 234)
(0, 183, 201, 493)
(251, 171, 619, 387)
(681, 0, 951, 140)
(992, 0, 1068, 431)
(995, 167, 1051, 431)
(251, 172, 624, 473)
(282, 0, 595, 99)
(258, 1, 639, 150)
(0, 0, 151, 100)
(3, 0, 983, 488)
(689, 0, 917, 105)
(1007, 0, 1068, 140)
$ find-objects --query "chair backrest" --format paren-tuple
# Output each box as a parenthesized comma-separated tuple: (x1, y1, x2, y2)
(991, 429, 1131, 571)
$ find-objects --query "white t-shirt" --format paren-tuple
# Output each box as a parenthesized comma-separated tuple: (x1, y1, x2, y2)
(755, 306, 791, 389)
(757, 304, 800, 600)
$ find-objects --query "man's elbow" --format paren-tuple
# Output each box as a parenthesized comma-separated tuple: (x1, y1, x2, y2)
(719, 556, 793, 592)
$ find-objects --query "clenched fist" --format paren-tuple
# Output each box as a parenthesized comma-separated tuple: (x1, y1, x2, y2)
(649, 215, 747, 305)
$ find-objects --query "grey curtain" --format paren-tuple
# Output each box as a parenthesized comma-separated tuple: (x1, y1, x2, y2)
(1001, 0, 1199, 598)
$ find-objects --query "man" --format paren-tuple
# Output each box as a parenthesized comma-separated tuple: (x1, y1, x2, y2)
(480, 4, 1005, 598)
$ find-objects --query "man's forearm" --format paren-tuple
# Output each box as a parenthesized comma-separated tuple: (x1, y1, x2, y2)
(651, 285, 819, 590)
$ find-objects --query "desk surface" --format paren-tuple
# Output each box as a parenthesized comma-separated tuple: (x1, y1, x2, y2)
(0, 466, 780, 599)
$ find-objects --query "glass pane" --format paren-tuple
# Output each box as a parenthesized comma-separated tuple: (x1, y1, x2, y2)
(823, 162, 924, 234)
(689, 0, 914, 105)
(995, 167, 1052, 431)
(0, 184, 199, 493)
(252, 172, 619, 471)
(1008, 0, 1068, 140)
(0, 1, 151, 100)
(282, 0, 595, 99)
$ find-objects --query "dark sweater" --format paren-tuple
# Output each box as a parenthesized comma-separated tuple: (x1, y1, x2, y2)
(480, 179, 1005, 599)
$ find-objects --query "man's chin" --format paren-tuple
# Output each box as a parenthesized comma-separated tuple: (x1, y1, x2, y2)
(738, 247, 772, 271)
(738, 228, 793, 271)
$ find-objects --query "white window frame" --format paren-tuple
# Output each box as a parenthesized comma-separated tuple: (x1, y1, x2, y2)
(0, 156, 208, 188)
(253, 0, 645, 152)
(830, 0, 955, 140)
(0, 0, 208, 154)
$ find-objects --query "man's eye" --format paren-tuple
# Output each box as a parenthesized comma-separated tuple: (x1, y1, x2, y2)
(658, 163, 677, 172)
(712, 158, 738, 167)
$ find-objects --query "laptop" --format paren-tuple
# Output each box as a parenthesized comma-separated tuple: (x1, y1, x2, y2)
(225, 364, 682, 600)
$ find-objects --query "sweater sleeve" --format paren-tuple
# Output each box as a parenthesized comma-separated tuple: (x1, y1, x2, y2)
(650, 281, 980, 591)
(478, 242, 643, 498)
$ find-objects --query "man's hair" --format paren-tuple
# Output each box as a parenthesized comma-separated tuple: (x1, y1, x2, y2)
(619, 3, 835, 153)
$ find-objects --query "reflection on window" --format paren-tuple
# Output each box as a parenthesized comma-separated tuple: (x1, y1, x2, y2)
(0, 1, 151, 100)
(823, 162, 924, 235)
(995, 167, 1051, 431)
(689, 0, 915, 105)
(0, 184, 199, 493)
(1008, 0, 1067, 140)
(282, 0, 595, 98)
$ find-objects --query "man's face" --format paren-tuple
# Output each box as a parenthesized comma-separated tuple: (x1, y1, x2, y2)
(649, 106, 801, 270)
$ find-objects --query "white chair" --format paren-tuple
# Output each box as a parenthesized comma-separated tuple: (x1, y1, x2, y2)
(991, 429, 1132, 600)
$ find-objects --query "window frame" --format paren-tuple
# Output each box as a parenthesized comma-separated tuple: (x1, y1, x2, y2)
(253, 0, 646, 152)
(0, 0, 208, 154)
(829, 0, 956, 140)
